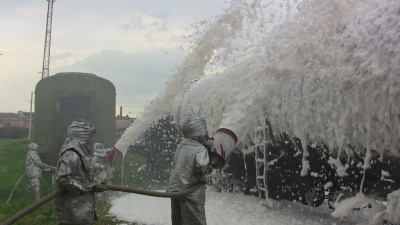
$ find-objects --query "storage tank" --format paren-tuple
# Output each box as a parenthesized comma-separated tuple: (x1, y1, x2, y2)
(34, 72, 116, 165)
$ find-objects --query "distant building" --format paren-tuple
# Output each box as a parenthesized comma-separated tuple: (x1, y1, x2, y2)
(0, 108, 136, 139)
(115, 106, 135, 139)
(0, 111, 33, 129)
(0, 111, 33, 138)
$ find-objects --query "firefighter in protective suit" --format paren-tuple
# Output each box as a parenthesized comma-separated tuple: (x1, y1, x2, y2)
(25, 142, 55, 201)
(92, 142, 113, 184)
(53, 119, 105, 225)
(167, 116, 212, 225)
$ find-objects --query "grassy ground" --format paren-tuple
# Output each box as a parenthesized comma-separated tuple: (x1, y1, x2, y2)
(0, 139, 56, 224)
(0, 139, 155, 225)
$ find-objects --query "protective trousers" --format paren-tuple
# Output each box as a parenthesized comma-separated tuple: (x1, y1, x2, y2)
(171, 199, 206, 225)
(27, 177, 40, 201)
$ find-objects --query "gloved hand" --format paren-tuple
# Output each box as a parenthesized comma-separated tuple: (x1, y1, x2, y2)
(205, 165, 213, 174)
(47, 166, 57, 172)
(196, 165, 213, 184)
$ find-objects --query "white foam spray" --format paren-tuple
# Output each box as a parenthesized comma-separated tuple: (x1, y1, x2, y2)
(117, 0, 400, 172)
(115, 0, 269, 154)
(113, 0, 400, 219)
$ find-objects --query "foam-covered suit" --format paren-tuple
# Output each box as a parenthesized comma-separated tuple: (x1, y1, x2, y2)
(25, 143, 52, 200)
(166, 116, 212, 225)
(92, 143, 113, 184)
(53, 119, 98, 225)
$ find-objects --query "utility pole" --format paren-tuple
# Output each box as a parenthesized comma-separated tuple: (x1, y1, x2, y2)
(41, 0, 57, 79)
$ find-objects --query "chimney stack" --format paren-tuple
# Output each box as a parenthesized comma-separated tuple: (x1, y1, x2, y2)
(120, 106, 122, 117)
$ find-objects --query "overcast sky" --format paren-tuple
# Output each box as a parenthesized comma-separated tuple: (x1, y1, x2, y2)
(0, 0, 226, 117)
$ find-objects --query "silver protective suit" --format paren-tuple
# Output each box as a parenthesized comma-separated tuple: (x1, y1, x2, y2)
(25, 143, 50, 200)
(167, 116, 211, 225)
(53, 119, 96, 225)
(92, 143, 113, 184)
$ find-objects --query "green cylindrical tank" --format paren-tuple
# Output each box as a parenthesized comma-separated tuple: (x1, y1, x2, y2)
(34, 72, 116, 165)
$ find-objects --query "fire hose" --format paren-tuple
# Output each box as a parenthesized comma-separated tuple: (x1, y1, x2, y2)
(2, 183, 202, 225)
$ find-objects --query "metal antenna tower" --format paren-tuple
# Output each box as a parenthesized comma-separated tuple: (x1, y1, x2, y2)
(41, 0, 56, 79)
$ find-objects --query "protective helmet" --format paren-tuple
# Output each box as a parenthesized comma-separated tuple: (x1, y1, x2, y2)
(67, 119, 96, 143)
(93, 143, 106, 156)
(28, 143, 38, 151)
(182, 116, 209, 146)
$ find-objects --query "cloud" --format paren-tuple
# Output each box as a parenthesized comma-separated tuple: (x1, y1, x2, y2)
(120, 14, 170, 33)
(52, 52, 73, 60)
